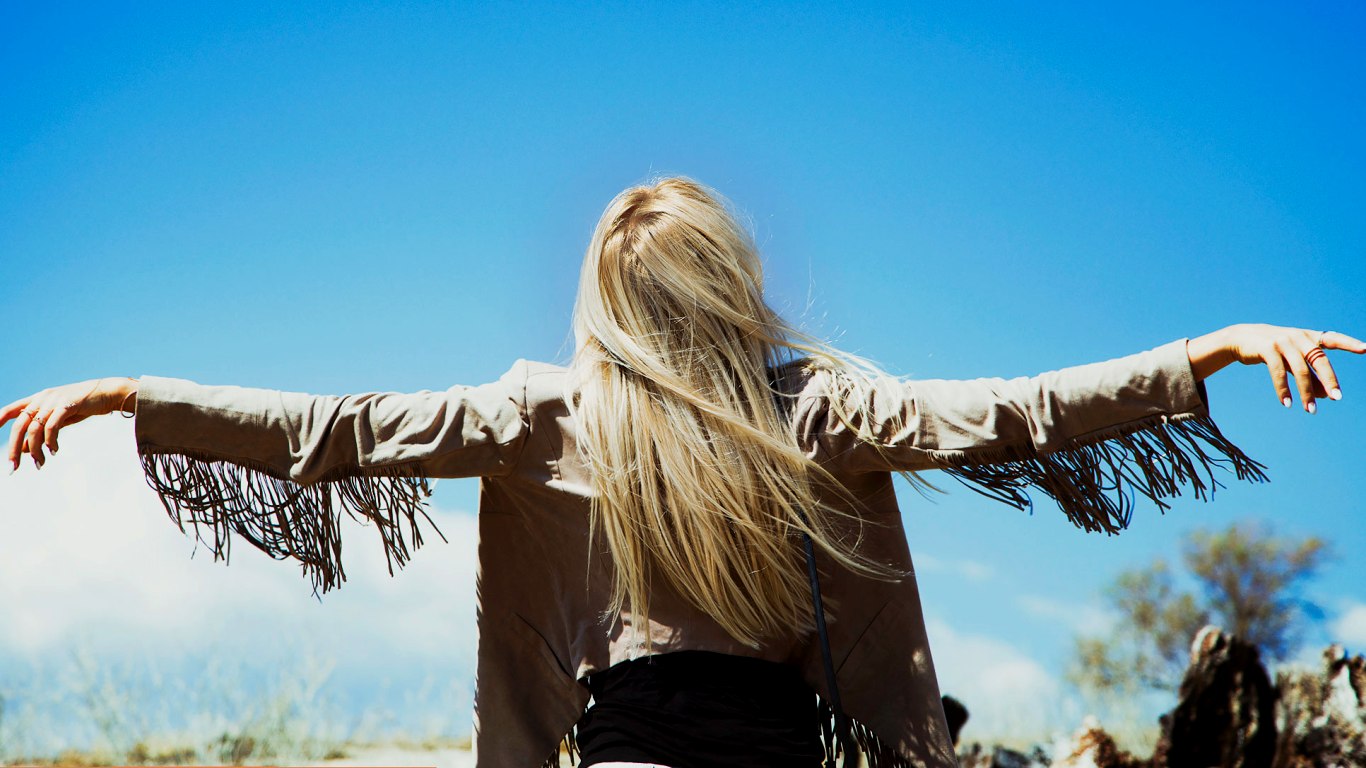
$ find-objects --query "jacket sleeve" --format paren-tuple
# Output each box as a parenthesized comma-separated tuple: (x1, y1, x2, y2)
(132, 360, 531, 594)
(802, 339, 1268, 534)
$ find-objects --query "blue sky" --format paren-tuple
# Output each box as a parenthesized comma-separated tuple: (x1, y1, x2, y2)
(2, 1, 1364, 749)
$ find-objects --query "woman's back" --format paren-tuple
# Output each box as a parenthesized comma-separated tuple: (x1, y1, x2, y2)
(467, 354, 949, 768)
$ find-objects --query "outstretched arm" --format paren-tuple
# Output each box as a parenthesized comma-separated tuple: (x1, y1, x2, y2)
(1186, 325, 1365, 411)
(808, 323, 1363, 534)
(1, 366, 532, 594)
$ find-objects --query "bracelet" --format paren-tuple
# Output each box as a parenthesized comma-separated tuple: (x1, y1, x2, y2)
(118, 379, 138, 419)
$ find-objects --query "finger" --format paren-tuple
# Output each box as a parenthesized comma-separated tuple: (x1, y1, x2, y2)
(25, 398, 62, 467)
(0, 398, 30, 430)
(1280, 341, 1317, 413)
(1319, 331, 1366, 354)
(44, 404, 72, 454)
(8, 409, 36, 471)
(24, 410, 47, 468)
(1261, 342, 1292, 408)
(1304, 344, 1341, 401)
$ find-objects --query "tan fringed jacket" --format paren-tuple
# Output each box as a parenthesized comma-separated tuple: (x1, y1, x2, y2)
(131, 338, 1266, 768)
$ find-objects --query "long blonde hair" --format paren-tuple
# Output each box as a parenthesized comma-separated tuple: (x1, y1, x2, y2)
(568, 176, 931, 650)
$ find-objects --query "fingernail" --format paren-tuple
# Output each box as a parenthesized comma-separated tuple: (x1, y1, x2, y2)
(1282, 397, 1292, 408)
(7, 464, 14, 476)
(1330, 388, 1342, 400)
(50, 445, 58, 454)
(1308, 402, 1317, 415)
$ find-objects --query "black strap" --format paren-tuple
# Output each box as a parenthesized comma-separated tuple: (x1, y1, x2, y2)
(801, 527, 853, 768)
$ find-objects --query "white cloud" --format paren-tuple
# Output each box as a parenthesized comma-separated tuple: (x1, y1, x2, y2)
(0, 416, 481, 667)
(1332, 602, 1366, 650)
(914, 552, 995, 582)
(925, 617, 1081, 745)
(1016, 594, 1114, 636)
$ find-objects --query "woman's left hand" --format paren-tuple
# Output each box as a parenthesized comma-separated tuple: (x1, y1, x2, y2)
(1190, 324, 1366, 412)
(0, 377, 138, 472)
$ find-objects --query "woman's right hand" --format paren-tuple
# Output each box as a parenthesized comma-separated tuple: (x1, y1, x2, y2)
(1, 377, 138, 472)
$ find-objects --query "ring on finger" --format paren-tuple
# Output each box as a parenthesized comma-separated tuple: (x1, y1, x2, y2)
(1306, 347, 1327, 365)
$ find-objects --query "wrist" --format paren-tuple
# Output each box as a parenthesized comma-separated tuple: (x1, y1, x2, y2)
(118, 377, 138, 417)
(1187, 327, 1237, 381)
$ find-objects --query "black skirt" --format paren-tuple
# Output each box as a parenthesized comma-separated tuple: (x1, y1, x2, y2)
(575, 650, 826, 768)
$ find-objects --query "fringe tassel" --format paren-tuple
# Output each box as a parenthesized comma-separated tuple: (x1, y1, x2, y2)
(849, 716, 911, 768)
(540, 726, 580, 768)
(139, 450, 447, 595)
(818, 696, 840, 766)
(818, 696, 912, 768)
(926, 412, 1268, 534)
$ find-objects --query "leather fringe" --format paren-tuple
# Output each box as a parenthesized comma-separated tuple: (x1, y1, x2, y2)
(848, 716, 909, 768)
(820, 697, 911, 768)
(925, 412, 1268, 534)
(138, 450, 447, 595)
(540, 727, 580, 768)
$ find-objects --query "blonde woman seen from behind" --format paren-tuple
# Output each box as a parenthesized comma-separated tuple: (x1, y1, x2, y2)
(5, 177, 1362, 768)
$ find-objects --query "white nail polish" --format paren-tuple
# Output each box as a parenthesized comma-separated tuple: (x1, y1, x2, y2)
(1308, 402, 1317, 415)
(1331, 388, 1342, 400)
(1282, 397, 1292, 408)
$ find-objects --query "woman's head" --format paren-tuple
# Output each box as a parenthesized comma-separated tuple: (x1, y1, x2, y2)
(573, 177, 782, 381)
(569, 176, 912, 651)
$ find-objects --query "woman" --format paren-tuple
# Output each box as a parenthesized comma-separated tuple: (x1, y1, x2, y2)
(4, 177, 1362, 768)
